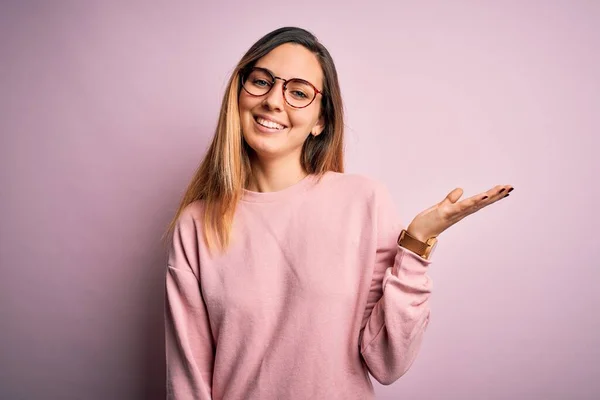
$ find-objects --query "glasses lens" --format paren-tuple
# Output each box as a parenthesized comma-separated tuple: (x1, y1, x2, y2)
(243, 69, 272, 96)
(285, 79, 315, 108)
(242, 69, 317, 108)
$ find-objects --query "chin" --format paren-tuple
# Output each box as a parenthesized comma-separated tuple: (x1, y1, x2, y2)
(242, 135, 296, 162)
(245, 139, 283, 159)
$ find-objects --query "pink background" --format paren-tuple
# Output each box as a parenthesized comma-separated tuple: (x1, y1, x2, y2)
(1, 1, 598, 399)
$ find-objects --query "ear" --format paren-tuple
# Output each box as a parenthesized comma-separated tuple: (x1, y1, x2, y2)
(311, 114, 325, 137)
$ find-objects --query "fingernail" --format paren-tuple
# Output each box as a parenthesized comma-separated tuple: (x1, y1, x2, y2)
(499, 188, 506, 193)
(482, 196, 488, 200)
(507, 187, 514, 193)
(503, 193, 510, 198)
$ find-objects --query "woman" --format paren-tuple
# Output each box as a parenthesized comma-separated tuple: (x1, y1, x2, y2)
(163, 26, 513, 400)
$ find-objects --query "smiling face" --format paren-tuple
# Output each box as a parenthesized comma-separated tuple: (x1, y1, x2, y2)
(239, 43, 325, 163)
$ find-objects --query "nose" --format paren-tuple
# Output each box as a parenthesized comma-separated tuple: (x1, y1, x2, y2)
(262, 78, 286, 111)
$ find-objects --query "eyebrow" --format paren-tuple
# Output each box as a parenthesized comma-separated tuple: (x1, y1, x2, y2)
(255, 66, 310, 83)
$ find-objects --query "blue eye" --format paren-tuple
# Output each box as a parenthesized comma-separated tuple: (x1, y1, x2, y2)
(291, 90, 307, 99)
(253, 79, 270, 87)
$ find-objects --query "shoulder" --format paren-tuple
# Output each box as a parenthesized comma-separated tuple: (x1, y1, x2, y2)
(180, 199, 205, 220)
(173, 200, 205, 236)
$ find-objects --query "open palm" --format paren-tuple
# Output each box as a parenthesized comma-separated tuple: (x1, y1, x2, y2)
(407, 185, 514, 242)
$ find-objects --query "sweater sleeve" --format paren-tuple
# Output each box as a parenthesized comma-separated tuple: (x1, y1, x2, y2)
(359, 182, 433, 386)
(165, 209, 215, 399)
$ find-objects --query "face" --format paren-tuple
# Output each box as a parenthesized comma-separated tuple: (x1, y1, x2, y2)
(239, 43, 325, 162)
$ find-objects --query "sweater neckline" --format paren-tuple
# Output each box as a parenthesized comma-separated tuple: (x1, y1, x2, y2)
(241, 173, 320, 203)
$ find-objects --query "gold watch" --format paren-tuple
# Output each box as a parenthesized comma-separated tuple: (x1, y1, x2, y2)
(397, 229, 438, 260)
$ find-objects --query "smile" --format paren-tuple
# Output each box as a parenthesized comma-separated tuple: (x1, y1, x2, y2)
(254, 116, 287, 131)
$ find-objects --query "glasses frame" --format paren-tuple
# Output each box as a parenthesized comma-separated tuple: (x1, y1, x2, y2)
(241, 67, 323, 109)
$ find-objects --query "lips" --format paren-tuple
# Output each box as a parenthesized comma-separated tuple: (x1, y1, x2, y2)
(253, 114, 288, 129)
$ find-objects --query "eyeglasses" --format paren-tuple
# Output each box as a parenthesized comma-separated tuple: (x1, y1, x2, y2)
(241, 67, 323, 109)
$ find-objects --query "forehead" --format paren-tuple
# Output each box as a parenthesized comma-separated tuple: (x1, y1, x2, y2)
(254, 43, 323, 87)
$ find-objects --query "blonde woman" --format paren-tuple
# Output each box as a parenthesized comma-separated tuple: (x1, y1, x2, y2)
(163, 26, 513, 400)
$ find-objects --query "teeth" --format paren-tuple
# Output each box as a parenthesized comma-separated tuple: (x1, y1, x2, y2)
(256, 117, 285, 130)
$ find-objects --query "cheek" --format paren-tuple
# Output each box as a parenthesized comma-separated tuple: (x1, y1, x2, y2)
(289, 111, 317, 131)
(238, 92, 252, 114)
(239, 90, 264, 114)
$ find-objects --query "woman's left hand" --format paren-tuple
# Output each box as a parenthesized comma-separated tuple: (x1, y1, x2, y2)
(406, 185, 514, 242)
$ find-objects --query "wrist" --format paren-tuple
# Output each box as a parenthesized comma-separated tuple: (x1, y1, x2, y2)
(406, 226, 433, 243)
(398, 228, 438, 260)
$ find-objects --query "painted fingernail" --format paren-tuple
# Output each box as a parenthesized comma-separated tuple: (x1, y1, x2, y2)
(499, 188, 506, 193)
(503, 193, 510, 198)
(482, 196, 489, 200)
(507, 187, 514, 193)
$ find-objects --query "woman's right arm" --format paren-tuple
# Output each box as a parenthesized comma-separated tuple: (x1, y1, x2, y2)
(165, 210, 214, 400)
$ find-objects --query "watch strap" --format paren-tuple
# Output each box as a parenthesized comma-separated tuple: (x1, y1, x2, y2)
(397, 229, 428, 256)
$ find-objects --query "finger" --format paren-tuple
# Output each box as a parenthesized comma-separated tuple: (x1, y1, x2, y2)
(443, 188, 464, 204)
(472, 185, 514, 211)
(445, 185, 513, 221)
(457, 184, 513, 213)
(485, 185, 513, 200)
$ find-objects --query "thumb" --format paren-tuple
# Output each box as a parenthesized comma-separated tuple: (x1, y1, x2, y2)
(445, 187, 463, 204)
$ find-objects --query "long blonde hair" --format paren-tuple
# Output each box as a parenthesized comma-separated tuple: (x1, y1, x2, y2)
(163, 27, 345, 254)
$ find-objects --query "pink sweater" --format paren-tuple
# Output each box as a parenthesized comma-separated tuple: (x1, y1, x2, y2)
(164, 171, 433, 400)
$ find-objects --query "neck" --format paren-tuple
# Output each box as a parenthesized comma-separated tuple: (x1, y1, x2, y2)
(246, 155, 307, 193)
